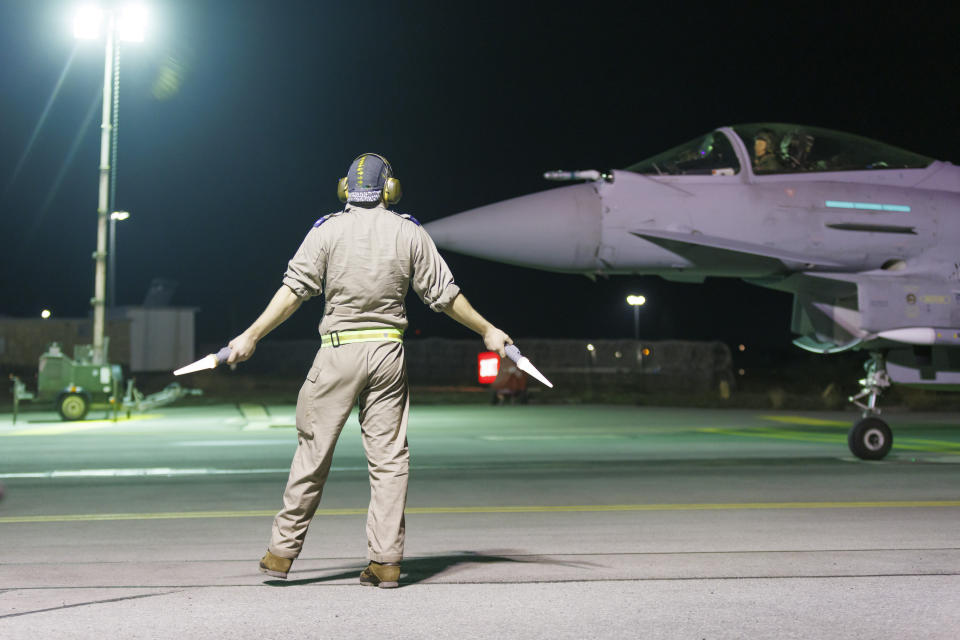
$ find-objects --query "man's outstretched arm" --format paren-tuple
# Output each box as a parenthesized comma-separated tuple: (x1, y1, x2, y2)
(443, 292, 512, 357)
(227, 285, 303, 364)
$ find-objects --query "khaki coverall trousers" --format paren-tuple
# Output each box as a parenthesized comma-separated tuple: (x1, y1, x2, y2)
(268, 340, 409, 563)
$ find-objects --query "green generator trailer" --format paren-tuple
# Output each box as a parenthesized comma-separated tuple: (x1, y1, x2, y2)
(10, 342, 200, 423)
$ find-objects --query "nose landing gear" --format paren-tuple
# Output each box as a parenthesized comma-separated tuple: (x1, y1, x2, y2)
(847, 351, 893, 460)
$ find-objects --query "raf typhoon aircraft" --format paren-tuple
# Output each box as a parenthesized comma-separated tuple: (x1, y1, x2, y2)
(425, 123, 960, 460)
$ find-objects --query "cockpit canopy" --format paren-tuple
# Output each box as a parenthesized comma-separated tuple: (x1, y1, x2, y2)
(625, 123, 933, 176)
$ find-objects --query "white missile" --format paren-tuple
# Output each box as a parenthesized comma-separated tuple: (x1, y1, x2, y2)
(173, 347, 232, 376)
(542, 169, 611, 182)
(505, 344, 553, 388)
(876, 327, 938, 345)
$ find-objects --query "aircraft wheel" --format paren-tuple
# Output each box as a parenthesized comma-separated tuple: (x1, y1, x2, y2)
(848, 416, 892, 460)
(57, 392, 89, 421)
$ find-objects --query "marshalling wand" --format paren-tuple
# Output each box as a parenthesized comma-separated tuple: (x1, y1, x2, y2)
(505, 344, 553, 388)
(174, 344, 554, 388)
(173, 347, 232, 376)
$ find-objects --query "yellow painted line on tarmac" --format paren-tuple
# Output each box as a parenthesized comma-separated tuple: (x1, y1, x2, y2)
(893, 440, 960, 454)
(701, 427, 960, 454)
(759, 415, 849, 428)
(3, 501, 960, 524)
(699, 427, 843, 444)
(0, 414, 161, 437)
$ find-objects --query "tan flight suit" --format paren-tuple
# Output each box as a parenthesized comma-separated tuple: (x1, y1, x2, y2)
(267, 203, 460, 563)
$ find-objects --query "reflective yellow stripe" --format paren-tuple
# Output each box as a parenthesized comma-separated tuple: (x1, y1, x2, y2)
(320, 328, 403, 348)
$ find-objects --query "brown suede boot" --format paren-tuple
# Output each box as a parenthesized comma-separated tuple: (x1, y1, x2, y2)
(359, 561, 400, 588)
(259, 551, 293, 579)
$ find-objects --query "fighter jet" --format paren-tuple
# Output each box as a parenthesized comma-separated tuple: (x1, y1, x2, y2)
(425, 123, 960, 460)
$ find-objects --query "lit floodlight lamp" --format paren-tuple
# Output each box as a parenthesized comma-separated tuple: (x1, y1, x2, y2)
(41, 309, 52, 319)
(626, 295, 646, 306)
(74, 6, 103, 39)
(118, 5, 147, 42)
(110, 210, 130, 221)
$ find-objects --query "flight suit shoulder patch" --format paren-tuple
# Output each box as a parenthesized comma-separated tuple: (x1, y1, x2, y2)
(392, 211, 421, 226)
(313, 211, 346, 228)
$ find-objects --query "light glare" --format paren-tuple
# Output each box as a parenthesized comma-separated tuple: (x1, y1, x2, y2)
(111, 210, 130, 220)
(626, 294, 646, 306)
(119, 5, 147, 42)
(41, 309, 52, 319)
(74, 6, 103, 39)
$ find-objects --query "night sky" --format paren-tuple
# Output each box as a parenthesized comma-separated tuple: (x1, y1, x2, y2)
(1, 1, 958, 351)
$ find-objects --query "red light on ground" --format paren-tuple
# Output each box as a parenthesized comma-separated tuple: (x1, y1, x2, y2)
(477, 351, 500, 384)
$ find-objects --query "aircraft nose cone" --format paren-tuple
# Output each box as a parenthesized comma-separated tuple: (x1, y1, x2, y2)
(424, 183, 601, 272)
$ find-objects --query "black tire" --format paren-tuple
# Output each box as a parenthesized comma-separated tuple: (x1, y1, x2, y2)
(58, 392, 89, 421)
(848, 416, 893, 460)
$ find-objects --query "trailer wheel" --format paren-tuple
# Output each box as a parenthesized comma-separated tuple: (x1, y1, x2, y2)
(58, 392, 89, 421)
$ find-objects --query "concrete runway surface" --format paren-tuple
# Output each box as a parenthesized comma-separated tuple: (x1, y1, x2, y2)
(1, 403, 958, 639)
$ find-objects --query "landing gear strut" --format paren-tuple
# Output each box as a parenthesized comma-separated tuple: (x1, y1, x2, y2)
(847, 351, 893, 460)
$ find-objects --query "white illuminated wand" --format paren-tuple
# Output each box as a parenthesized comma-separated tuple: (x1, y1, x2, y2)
(505, 344, 553, 388)
(173, 347, 232, 376)
(174, 344, 554, 389)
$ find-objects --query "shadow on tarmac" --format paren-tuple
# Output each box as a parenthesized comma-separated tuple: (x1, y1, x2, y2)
(264, 551, 559, 587)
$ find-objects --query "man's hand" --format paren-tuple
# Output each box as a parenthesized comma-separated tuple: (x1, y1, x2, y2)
(228, 332, 257, 364)
(483, 327, 512, 358)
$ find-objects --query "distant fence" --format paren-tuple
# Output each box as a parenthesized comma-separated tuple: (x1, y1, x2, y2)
(205, 337, 733, 394)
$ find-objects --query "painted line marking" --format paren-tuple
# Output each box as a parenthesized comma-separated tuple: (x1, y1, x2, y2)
(0, 414, 160, 437)
(759, 415, 849, 427)
(700, 427, 842, 444)
(2, 501, 959, 524)
(480, 435, 625, 441)
(701, 427, 960, 454)
(1, 467, 297, 479)
(0, 461, 557, 479)
(169, 440, 293, 447)
(238, 403, 269, 420)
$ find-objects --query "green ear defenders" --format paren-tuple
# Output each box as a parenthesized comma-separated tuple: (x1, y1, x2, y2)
(337, 153, 402, 205)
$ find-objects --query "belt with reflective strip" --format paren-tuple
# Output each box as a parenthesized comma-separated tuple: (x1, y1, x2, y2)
(320, 328, 404, 348)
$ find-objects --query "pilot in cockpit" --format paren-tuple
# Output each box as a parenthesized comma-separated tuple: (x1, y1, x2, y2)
(752, 129, 784, 173)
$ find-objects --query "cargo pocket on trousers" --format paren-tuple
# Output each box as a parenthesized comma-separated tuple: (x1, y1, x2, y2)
(297, 366, 321, 439)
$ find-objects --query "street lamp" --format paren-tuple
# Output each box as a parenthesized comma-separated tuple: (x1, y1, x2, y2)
(74, 4, 146, 364)
(626, 294, 646, 340)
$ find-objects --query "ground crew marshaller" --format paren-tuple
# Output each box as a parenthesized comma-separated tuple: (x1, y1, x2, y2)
(227, 153, 512, 588)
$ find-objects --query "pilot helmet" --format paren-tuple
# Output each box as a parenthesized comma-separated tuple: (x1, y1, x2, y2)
(337, 153, 402, 205)
(754, 129, 777, 151)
